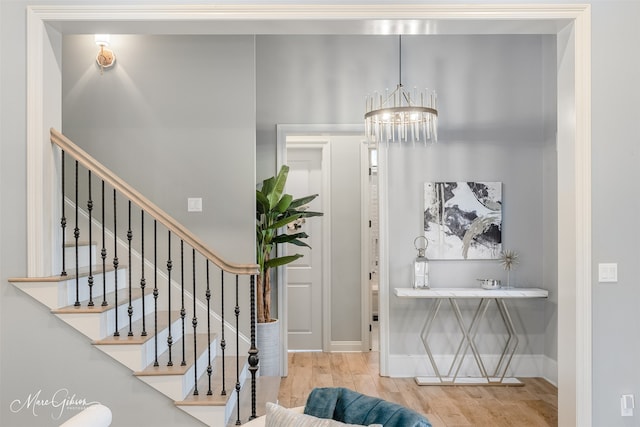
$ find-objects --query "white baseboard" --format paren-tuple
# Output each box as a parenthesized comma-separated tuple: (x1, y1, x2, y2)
(329, 341, 363, 352)
(542, 354, 558, 386)
(388, 353, 556, 380)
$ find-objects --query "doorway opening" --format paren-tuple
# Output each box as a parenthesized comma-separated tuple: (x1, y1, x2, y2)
(277, 127, 374, 371)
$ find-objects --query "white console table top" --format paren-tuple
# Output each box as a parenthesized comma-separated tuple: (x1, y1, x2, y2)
(394, 287, 548, 299)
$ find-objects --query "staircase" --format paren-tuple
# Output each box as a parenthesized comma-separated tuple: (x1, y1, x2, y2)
(9, 129, 276, 426)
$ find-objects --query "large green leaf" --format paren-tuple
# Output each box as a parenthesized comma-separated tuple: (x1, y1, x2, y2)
(273, 232, 310, 245)
(267, 165, 289, 209)
(256, 190, 270, 215)
(286, 239, 311, 248)
(271, 212, 303, 230)
(260, 176, 276, 198)
(275, 193, 293, 213)
(265, 254, 303, 269)
(289, 194, 318, 209)
(291, 210, 323, 218)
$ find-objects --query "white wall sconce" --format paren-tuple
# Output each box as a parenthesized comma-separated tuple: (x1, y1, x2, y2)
(94, 34, 115, 74)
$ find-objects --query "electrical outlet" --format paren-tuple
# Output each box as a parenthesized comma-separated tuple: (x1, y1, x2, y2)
(621, 394, 634, 417)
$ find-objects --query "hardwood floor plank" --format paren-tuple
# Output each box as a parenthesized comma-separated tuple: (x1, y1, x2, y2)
(352, 373, 379, 397)
(278, 351, 557, 426)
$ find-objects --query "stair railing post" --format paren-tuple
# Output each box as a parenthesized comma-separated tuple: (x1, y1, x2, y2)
(60, 149, 67, 277)
(127, 200, 133, 337)
(235, 274, 241, 426)
(153, 220, 159, 367)
(180, 240, 186, 366)
(73, 160, 80, 307)
(140, 210, 147, 336)
(87, 171, 94, 307)
(167, 230, 173, 367)
(113, 189, 120, 337)
(248, 274, 259, 420)
(192, 248, 199, 396)
(220, 270, 227, 396)
(100, 180, 107, 306)
(206, 260, 213, 395)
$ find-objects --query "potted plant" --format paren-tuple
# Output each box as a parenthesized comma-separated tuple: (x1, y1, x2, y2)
(255, 165, 322, 374)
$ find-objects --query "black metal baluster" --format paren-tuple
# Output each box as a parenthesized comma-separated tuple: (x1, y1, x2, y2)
(153, 220, 159, 367)
(167, 231, 173, 367)
(60, 150, 67, 277)
(248, 274, 258, 420)
(101, 180, 107, 307)
(113, 189, 120, 337)
(180, 240, 186, 366)
(73, 160, 80, 307)
(192, 249, 199, 396)
(206, 261, 213, 396)
(140, 211, 147, 337)
(87, 171, 94, 307)
(235, 274, 241, 426)
(220, 270, 226, 396)
(127, 201, 133, 337)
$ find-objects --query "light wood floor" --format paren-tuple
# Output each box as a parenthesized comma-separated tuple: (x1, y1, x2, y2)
(278, 352, 558, 427)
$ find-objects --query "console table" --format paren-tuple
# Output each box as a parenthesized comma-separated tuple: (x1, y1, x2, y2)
(394, 287, 548, 386)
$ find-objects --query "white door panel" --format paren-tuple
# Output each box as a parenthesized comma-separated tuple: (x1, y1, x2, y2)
(286, 147, 323, 350)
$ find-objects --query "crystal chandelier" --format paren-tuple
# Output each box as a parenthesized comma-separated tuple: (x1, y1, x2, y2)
(365, 36, 438, 144)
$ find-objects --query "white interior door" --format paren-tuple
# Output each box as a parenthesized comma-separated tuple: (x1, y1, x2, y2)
(286, 147, 324, 350)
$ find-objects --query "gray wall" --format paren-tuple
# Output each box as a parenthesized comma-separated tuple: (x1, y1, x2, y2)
(591, 2, 640, 425)
(62, 34, 256, 265)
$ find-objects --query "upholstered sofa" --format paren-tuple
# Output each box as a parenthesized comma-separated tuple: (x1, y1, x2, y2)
(244, 387, 431, 427)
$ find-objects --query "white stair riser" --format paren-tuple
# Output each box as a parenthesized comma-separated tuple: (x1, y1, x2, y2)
(137, 338, 218, 401)
(55, 292, 155, 340)
(94, 318, 193, 371)
(64, 244, 97, 270)
(105, 291, 156, 336)
(177, 363, 248, 427)
(60, 269, 127, 307)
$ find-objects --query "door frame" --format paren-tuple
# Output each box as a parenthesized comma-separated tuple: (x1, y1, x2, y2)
(277, 125, 368, 373)
(281, 137, 332, 357)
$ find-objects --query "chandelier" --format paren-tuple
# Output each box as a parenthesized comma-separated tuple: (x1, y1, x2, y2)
(365, 36, 438, 144)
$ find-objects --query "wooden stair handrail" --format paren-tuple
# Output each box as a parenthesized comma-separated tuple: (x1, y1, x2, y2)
(50, 128, 259, 276)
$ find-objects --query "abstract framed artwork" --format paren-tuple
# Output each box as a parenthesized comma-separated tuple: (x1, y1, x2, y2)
(424, 181, 502, 260)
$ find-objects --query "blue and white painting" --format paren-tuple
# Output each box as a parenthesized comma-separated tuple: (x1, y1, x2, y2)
(424, 182, 502, 260)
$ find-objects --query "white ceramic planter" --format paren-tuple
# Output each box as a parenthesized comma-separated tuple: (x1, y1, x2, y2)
(256, 318, 280, 377)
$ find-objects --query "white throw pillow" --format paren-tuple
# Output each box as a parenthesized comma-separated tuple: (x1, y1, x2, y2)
(265, 402, 382, 427)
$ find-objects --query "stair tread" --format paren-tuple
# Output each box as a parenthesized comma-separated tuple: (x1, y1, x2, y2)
(135, 332, 216, 376)
(52, 286, 152, 314)
(92, 310, 180, 345)
(175, 355, 249, 406)
(64, 240, 96, 248)
(9, 264, 123, 283)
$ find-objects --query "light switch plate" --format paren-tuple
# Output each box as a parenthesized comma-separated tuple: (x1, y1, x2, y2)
(187, 197, 202, 212)
(598, 263, 618, 283)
